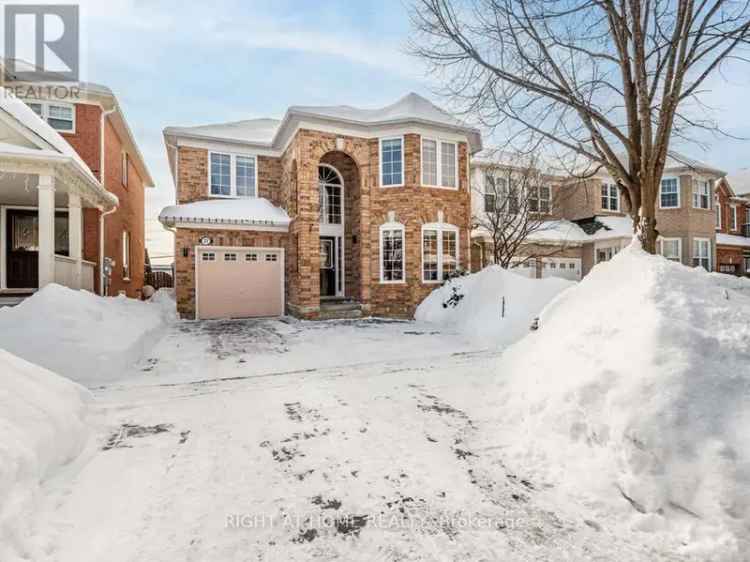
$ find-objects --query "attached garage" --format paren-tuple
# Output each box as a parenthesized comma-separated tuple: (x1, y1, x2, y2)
(541, 257, 581, 281)
(196, 247, 284, 320)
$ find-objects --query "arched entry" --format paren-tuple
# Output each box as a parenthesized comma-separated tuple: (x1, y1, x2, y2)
(319, 163, 344, 297)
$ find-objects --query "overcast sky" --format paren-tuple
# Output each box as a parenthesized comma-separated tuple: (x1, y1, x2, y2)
(28, 0, 750, 264)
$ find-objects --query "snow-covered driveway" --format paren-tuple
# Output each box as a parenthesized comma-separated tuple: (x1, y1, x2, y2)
(36, 319, 682, 561)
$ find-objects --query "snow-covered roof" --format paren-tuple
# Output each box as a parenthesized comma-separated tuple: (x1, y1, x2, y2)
(165, 118, 281, 146)
(159, 198, 291, 229)
(570, 150, 726, 180)
(716, 233, 750, 248)
(164, 93, 482, 153)
(503, 215, 634, 246)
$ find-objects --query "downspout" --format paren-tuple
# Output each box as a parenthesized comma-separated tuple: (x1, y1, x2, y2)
(99, 105, 117, 295)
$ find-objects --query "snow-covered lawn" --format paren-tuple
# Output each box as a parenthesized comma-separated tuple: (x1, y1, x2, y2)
(28, 318, 691, 561)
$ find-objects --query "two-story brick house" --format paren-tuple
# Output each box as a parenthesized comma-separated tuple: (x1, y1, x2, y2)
(715, 174, 750, 273)
(471, 151, 726, 278)
(160, 93, 481, 320)
(1, 76, 154, 298)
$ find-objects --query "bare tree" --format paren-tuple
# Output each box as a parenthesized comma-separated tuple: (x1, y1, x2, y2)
(410, 0, 750, 252)
(474, 155, 570, 268)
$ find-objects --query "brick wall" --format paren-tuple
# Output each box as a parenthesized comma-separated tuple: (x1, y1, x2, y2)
(558, 177, 628, 220)
(174, 228, 289, 318)
(61, 103, 103, 178)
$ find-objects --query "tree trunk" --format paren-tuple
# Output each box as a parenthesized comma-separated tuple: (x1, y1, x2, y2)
(637, 178, 659, 254)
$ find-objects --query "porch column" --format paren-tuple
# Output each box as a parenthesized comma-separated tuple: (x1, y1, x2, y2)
(68, 192, 83, 288)
(37, 174, 56, 288)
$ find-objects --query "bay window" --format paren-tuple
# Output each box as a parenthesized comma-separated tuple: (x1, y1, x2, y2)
(380, 222, 405, 282)
(422, 223, 459, 282)
(601, 183, 619, 211)
(693, 238, 711, 271)
(693, 180, 711, 209)
(660, 178, 680, 208)
(209, 152, 257, 197)
(421, 138, 458, 189)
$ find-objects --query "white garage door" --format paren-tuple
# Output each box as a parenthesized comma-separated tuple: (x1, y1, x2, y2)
(541, 258, 581, 281)
(509, 258, 537, 278)
(196, 247, 284, 320)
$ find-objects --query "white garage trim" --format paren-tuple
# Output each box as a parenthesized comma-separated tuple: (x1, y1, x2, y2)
(195, 245, 285, 320)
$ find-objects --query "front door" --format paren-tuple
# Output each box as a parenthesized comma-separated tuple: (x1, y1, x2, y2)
(5, 209, 69, 289)
(320, 236, 337, 297)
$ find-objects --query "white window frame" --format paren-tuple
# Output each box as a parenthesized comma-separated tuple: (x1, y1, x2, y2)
(530, 185, 551, 214)
(659, 177, 680, 209)
(658, 237, 682, 262)
(27, 101, 76, 133)
(715, 194, 722, 230)
(421, 222, 460, 283)
(379, 137, 405, 188)
(208, 151, 258, 198)
(692, 179, 711, 209)
(122, 231, 131, 280)
(601, 183, 620, 211)
(379, 221, 406, 283)
(693, 237, 712, 271)
(731, 205, 738, 231)
(420, 137, 459, 190)
(121, 151, 129, 187)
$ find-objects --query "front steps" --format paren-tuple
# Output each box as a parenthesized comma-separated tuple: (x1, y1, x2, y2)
(319, 299, 364, 320)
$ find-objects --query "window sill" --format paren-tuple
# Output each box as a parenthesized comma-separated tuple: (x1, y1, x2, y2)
(380, 184, 405, 189)
(659, 206, 681, 210)
(421, 184, 459, 191)
(379, 280, 406, 285)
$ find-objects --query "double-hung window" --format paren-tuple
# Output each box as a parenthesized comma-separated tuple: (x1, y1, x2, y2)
(601, 183, 619, 211)
(421, 138, 458, 189)
(209, 152, 257, 197)
(658, 238, 682, 262)
(422, 224, 459, 282)
(731, 206, 738, 231)
(380, 222, 405, 282)
(693, 180, 711, 209)
(660, 178, 680, 208)
(380, 138, 404, 187)
(27, 101, 75, 132)
(483, 173, 505, 212)
(693, 238, 711, 271)
(529, 186, 551, 214)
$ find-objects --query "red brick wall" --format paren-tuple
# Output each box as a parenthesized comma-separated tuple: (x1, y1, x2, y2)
(101, 118, 146, 297)
(61, 103, 102, 178)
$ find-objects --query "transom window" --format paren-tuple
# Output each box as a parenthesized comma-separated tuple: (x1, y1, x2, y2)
(27, 101, 75, 132)
(601, 183, 619, 211)
(209, 152, 257, 198)
(422, 223, 459, 282)
(693, 180, 711, 209)
(380, 138, 404, 187)
(319, 165, 343, 225)
(693, 238, 711, 271)
(658, 238, 682, 262)
(380, 222, 405, 282)
(660, 178, 680, 208)
(422, 138, 458, 189)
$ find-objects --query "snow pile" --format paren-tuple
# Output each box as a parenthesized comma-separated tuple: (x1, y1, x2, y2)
(494, 242, 750, 558)
(709, 271, 750, 296)
(0, 350, 92, 561)
(415, 266, 573, 346)
(0, 284, 177, 386)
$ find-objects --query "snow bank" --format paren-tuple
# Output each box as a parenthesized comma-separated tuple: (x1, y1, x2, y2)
(415, 266, 574, 346)
(0, 285, 177, 386)
(0, 350, 92, 561)
(494, 243, 750, 558)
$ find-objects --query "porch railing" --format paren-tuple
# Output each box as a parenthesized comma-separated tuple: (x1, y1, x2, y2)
(54, 255, 96, 292)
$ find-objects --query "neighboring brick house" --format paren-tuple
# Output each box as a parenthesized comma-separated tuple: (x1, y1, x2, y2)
(160, 93, 481, 320)
(3, 79, 154, 298)
(714, 175, 750, 274)
(471, 151, 727, 279)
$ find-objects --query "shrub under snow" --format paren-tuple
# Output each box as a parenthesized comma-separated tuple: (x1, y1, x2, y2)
(0, 284, 177, 386)
(0, 350, 92, 561)
(493, 242, 750, 559)
(415, 266, 574, 346)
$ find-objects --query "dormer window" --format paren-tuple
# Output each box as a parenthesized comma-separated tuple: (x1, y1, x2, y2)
(209, 152, 257, 198)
